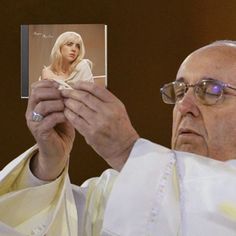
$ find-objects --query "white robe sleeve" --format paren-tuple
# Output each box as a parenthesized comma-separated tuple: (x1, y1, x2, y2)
(0, 146, 119, 236)
(0, 146, 78, 236)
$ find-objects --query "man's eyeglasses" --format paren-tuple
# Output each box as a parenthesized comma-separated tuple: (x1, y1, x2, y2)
(160, 78, 236, 105)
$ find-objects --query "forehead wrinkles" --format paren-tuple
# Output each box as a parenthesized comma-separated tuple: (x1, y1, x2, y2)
(177, 45, 236, 83)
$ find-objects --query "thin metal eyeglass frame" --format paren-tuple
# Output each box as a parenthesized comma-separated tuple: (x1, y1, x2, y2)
(160, 79, 236, 105)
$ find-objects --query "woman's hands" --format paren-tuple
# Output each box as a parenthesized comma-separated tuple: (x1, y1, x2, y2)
(61, 82, 139, 171)
(26, 80, 75, 180)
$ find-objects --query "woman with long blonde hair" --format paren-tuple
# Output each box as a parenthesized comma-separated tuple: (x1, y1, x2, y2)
(41, 31, 93, 88)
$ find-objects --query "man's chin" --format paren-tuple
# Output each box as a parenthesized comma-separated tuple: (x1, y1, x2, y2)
(173, 143, 208, 157)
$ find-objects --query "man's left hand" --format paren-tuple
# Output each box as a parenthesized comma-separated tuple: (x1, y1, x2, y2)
(61, 82, 139, 171)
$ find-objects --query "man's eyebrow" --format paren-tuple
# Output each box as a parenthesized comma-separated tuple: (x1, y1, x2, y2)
(175, 77, 185, 82)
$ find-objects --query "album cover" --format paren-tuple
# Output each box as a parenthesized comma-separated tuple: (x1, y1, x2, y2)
(21, 24, 107, 98)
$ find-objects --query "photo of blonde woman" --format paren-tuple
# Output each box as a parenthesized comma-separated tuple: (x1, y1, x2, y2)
(21, 24, 106, 97)
(41, 31, 94, 89)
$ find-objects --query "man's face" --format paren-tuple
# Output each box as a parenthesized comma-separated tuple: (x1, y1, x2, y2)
(172, 44, 236, 161)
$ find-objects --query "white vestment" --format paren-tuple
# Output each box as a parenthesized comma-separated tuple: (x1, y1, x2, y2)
(1, 139, 236, 236)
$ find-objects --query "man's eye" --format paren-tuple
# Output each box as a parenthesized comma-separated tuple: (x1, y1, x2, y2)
(175, 89, 184, 99)
(199, 82, 222, 96)
(207, 84, 222, 95)
(174, 83, 185, 99)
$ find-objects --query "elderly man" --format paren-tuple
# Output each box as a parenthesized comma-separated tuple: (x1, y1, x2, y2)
(1, 40, 236, 235)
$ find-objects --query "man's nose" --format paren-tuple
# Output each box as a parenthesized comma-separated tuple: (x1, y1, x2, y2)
(175, 89, 200, 117)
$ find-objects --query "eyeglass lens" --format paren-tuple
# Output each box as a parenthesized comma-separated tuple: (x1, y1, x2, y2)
(161, 80, 224, 105)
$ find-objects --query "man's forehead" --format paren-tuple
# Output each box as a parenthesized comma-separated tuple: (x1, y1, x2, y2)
(188, 43, 236, 60)
(176, 44, 236, 82)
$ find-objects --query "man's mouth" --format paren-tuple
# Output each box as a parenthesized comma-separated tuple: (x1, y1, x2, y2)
(178, 128, 201, 136)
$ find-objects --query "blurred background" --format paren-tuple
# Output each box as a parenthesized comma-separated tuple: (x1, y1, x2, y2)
(1, 0, 236, 184)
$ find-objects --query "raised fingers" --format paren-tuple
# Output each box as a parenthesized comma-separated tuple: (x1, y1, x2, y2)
(62, 89, 101, 112)
(68, 81, 120, 103)
(27, 100, 65, 121)
(27, 80, 62, 116)
(26, 79, 66, 131)
(29, 87, 61, 109)
(31, 79, 59, 89)
(64, 107, 90, 136)
(64, 98, 95, 123)
(33, 112, 67, 134)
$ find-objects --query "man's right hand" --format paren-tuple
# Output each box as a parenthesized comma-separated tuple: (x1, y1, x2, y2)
(25, 80, 75, 181)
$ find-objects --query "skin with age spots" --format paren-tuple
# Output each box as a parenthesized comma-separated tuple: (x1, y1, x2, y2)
(171, 44, 236, 161)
